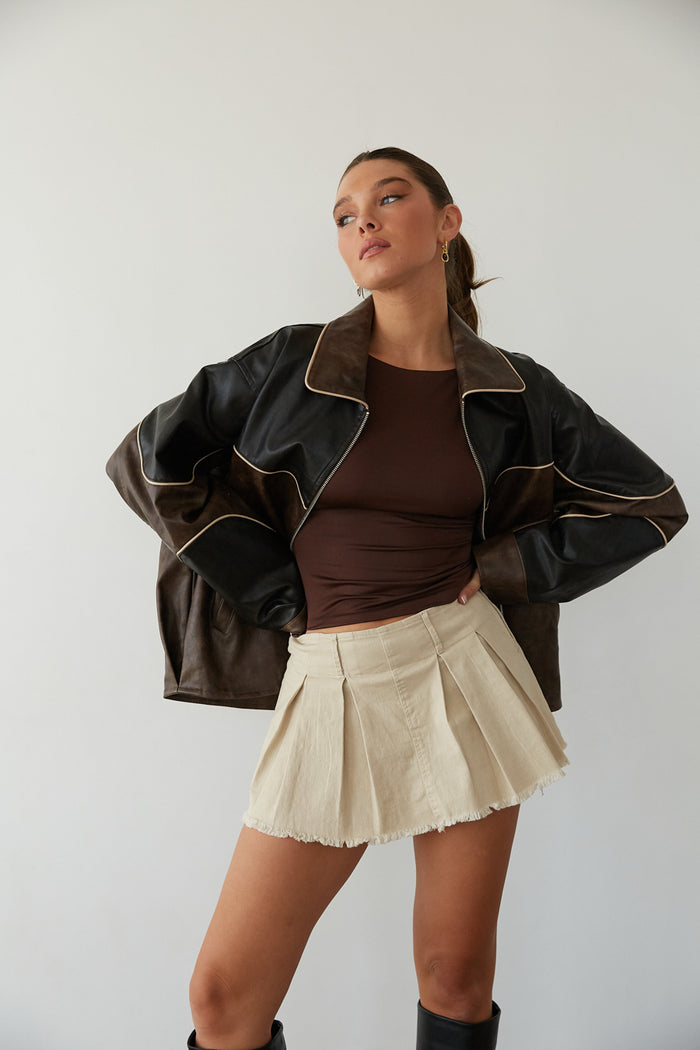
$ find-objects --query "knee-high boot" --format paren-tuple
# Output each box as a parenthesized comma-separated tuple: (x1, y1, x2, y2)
(187, 1019, 286, 1050)
(416, 1001, 500, 1049)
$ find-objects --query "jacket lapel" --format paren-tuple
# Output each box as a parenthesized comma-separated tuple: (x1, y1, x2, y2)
(306, 296, 526, 401)
(449, 306, 526, 397)
(305, 298, 374, 405)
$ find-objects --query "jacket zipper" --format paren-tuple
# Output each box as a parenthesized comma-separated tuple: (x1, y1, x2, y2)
(461, 396, 488, 542)
(290, 407, 370, 547)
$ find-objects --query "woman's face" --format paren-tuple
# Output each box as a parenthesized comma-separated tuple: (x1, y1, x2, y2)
(333, 159, 459, 294)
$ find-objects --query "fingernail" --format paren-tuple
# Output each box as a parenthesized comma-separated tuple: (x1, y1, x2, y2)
(458, 595, 467, 604)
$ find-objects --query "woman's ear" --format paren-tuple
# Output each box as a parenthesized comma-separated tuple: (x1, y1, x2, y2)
(440, 203, 462, 242)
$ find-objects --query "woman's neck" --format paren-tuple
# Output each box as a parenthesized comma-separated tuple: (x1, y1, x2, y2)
(368, 284, 454, 371)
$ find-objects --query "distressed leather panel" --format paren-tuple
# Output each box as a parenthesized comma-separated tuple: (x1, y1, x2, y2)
(306, 299, 373, 402)
(157, 545, 286, 709)
(226, 447, 307, 541)
(473, 531, 529, 604)
(485, 464, 555, 534)
(307, 297, 527, 404)
(552, 482, 688, 543)
(500, 602, 562, 711)
(282, 605, 308, 636)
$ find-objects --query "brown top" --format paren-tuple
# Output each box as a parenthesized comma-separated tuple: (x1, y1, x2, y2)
(293, 355, 483, 629)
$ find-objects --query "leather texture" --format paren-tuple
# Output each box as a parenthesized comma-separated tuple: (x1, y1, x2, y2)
(416, 1000, 501, 1049)
(106, 296, 688, 713)
(187, 1019, 286, 1049)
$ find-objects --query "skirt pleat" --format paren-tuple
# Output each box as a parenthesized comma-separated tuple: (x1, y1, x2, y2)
(242, 591, 568, 847)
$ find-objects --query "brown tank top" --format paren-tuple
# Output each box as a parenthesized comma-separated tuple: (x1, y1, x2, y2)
(293, 355, 483, 629)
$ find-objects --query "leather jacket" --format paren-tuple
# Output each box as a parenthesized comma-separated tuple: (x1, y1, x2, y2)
(106, 297, 688, 712)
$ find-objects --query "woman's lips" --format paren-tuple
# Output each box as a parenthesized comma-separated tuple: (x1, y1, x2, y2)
(361, 244, 389, 260)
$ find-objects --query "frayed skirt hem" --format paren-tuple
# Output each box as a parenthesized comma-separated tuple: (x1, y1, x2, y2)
(241, 766, 567, 849)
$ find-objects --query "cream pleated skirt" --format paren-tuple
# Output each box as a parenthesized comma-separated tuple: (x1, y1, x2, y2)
(242, 591, 568, 847)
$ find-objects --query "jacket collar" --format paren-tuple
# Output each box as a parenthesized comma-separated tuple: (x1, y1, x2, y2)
(305, 296, 525, 404)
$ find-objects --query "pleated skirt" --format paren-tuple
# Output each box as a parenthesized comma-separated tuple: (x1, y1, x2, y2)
(242, 590, 568, 847)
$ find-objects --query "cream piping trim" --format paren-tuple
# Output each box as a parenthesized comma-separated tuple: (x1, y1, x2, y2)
(177, 513, 274, 558)
(304, 321, 328, 393)
(492, 461, 554, 486)
(461, 345, 526, 395)
(559, 512, 669, 546)
(514, 511, 669, 546)
(305, 321, 522, 402)
(558, 512, 612, 520)
(304, 319, 369, 405)
(304, 323, 369, 407)
(556, 511, 668, 544)
(233, 445, 307, 510)
(137, 419, 225, 486)
(553, 466, 677, 501)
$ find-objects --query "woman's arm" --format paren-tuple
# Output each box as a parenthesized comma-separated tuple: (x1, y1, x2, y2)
(106, 331, 306, 631)
(106, 356, 259, 551)
(471, 366, 688, 605)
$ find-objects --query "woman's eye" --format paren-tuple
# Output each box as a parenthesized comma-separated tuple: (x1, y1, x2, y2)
(335, 194, 402, 228)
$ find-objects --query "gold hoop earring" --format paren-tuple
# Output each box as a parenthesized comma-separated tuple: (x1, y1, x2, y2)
(441, 242, 450, 263)
(355, 283, 366, 299)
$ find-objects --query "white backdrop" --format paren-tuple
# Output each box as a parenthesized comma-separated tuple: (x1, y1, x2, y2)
(1, 2, 698, 1047)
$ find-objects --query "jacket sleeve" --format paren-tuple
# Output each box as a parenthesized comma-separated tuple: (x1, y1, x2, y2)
(105, 337, 306, 632)
(473, 365, 689, 604)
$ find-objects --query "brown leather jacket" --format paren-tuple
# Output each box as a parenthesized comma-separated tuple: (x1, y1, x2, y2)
(106, 297, 688, 712)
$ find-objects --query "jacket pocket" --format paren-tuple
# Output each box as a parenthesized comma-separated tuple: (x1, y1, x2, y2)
(211, 591, 236, 634)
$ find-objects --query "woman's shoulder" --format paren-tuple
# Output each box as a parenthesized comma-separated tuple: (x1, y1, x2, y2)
(490, 343, 563, 395)
(228, 321, 324, 386)
(493, 344, 558, 386)
(488, 344, 601, 426)
(233, 321, 324, 364)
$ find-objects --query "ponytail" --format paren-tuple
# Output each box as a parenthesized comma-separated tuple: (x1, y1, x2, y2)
(446, 232, 499, 335)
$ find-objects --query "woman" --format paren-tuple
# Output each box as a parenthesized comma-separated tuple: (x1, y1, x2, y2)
(106, 147, 688, 1050)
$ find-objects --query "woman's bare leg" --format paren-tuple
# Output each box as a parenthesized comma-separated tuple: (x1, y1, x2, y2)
(412, 806, 519, 1024)
(189, 826, 367, 1049)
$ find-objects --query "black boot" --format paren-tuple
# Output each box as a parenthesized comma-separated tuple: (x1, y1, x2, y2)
(416, 1001, 500, 1049)
(187, 1019, 286, 1049)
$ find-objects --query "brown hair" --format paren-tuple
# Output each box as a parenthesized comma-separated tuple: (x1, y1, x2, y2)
(340, 146, 497, 334)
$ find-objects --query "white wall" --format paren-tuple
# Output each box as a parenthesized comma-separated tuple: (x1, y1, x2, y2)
(2, 1, 698, 1047)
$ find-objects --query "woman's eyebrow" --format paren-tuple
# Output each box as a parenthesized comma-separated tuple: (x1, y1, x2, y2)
(333, 176, 412, 217)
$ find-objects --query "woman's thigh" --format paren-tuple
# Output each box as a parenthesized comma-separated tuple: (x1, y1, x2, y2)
(191, 826, 367, 1018)
(412, 806, 519, 1017)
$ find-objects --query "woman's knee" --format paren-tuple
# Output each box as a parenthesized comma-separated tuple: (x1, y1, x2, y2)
(416, 950, 496, 1021)
(189, 964, 233, 1031)
(189, 961, 265, 1039)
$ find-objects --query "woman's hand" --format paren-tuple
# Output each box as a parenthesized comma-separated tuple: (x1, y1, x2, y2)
(458, 568, 481, 604)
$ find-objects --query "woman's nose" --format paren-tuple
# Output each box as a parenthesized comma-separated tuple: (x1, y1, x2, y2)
(358, 211, 378, 233)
